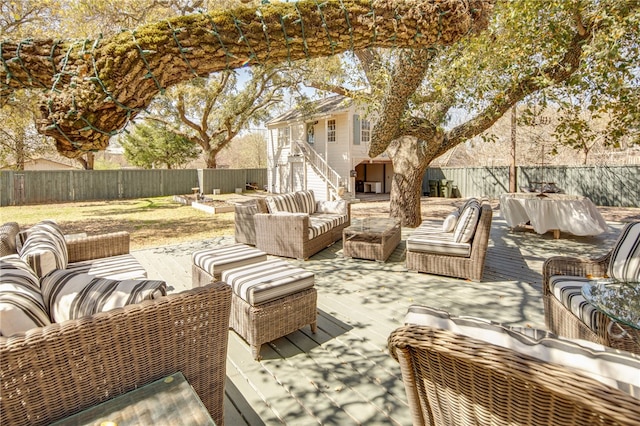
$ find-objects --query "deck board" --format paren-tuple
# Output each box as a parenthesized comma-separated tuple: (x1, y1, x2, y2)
(131, 213, 624, 425)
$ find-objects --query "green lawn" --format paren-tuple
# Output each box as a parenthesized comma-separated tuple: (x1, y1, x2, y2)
(2, 196, 236, 250)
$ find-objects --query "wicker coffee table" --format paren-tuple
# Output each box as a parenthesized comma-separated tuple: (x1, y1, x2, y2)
(343, 217, 401, 262)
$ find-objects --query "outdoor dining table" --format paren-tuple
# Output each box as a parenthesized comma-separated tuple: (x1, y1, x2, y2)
(499, 192, 608, 238)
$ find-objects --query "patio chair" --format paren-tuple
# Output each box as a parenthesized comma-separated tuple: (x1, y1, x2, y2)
(543, 221, 640, 354)
(389, 305, 640, 426)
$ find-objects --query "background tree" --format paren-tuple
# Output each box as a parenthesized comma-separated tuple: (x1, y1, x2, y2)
(218, 132, 268, 169)
(0, 93, 53, 169)
(121, 121, 200, 169)
(144, 65, 286, 168)
(290, 0, 639, 226)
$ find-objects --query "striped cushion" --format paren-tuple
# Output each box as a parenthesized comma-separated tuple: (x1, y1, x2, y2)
(221, 259, 314, 305)
(407, 231, 471, 257)
(608, 222, 640, 282)
(308, 215, 335, 239)
(41, 269, 166, 322)
(453, 200, 481, 243)
(66, 254, 148, 280)
(266, 193, 301, 213)
(0, 222, 20, 256)
(192, 244, 267, 277)
(0, 255, 52, 336)
(19, 220, 69, 278)
(296, 190, 316, 214)
(548, 275, 601, 331)
(404, 305, 640, 398)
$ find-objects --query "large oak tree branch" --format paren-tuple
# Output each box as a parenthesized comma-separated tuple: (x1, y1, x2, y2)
(0, 0, 493, 157)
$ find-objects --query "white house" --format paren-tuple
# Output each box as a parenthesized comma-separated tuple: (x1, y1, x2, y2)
(266, 95, 393, 201)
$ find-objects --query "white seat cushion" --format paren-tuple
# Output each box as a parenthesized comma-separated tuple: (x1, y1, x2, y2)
(407, 231, 471, 257)
(192, 244, 267, 277)
(221, 259, 314, 305)
(404, 305, 640, 398)
(548, 275, 601, 331)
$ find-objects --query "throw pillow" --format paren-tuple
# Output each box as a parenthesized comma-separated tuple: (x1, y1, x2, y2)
(41, 269, 167, 322)
(19, 220, 69, 278)
(295, 190, 316, 214)
(404, 305, 640, 397)
(0, 255, 52, 336)
(316, 200, 347, 215)
(266, 193, 301, 213)
(452, 200, 481, 243)
(442, 210, 460, 232)
(607, 222, 640, 282)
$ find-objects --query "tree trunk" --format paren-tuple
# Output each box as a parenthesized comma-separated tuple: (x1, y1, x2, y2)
(205, 150, 217, 168)
(387, 136, 435, 227)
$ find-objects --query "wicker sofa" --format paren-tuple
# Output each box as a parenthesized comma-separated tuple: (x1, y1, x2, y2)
(543, 221, 640, 355)
(389, 305, 640, 426)
(0, 221, 232, 425)
(234, 190, 351, 259)
(406, 199, 493, 281)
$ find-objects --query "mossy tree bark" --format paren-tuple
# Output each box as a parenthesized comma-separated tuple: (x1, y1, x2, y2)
(0, 0, 492, 157)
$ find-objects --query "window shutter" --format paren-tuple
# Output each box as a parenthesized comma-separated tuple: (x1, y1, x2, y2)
(353, 114, 361, 145)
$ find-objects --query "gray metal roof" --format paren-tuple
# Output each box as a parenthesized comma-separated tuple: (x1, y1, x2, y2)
(268, 95, 352, 125)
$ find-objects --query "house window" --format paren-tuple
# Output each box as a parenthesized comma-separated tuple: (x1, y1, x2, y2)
(306, 123, 315, 144)
(361, 119, 371, 144)
(327, 119, 336, 143)
(278, 127, 290, 147)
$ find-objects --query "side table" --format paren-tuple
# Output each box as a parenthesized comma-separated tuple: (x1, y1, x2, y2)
(51, 372, 215, 425)
(582, 280, 640, 350)
(343, 217, 401, 262)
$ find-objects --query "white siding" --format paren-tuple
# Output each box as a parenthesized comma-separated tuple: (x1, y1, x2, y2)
(306, 163, 329, 201)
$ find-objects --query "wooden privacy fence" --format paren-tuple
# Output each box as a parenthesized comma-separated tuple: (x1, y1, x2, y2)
(423, 165, 639, 208)
(0, 168, 267, 206)
(1, 165, 638, 207)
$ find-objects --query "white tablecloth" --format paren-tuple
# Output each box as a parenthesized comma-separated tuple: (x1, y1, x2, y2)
(499, 193, 608, 236)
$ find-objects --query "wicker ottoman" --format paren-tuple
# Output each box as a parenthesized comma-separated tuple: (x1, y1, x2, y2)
(221, 259, 317, 360)
(191, 243, 267, 288)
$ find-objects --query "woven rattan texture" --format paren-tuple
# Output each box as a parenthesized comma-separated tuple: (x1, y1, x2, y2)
(389, 325, 640, 426)
(343, 221, 401, 262)
(254, 205, 351, 259)
(231, 287, 317, 360)
(66, 231, 130, 263)
(0, 282, 231, 426)
(406, 204, 493, 281)
(542, 254, 639, 354)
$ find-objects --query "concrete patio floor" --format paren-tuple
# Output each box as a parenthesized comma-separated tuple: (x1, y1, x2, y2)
(130, 208, 625, 425)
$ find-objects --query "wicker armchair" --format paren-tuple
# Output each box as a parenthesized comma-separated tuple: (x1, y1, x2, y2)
(543, 222, 640, 354)
(0, 282, 232, 426)
(388, 324, 640, 426)
(406, 203, 493, 281)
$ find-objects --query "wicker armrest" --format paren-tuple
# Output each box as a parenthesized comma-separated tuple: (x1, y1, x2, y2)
(66, 231, 130, 263)
(255, 213, 310, 241)
(0, 282, 232, 426)
(542, 253, 610, 295)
